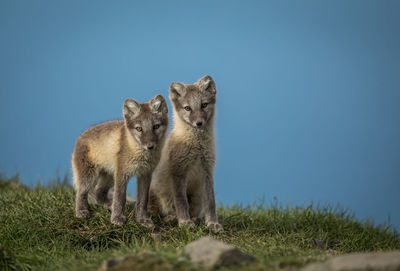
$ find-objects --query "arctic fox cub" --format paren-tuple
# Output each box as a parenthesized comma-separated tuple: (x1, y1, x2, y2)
(72, 95, 168, 228)
(150, 75, 223, 233)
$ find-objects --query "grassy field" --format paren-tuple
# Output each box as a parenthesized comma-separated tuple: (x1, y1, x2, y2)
(1, 174, 399, 271)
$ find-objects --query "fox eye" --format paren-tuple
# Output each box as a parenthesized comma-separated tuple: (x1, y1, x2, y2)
(201, 103, 208, 108)
(184, 106, 191, 111)
(135, 127, 142, 132)
(153, 124, 160, 130)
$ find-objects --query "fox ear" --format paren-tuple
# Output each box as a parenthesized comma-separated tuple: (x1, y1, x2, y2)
(197, 75, 216, 94)
(170, 82, 186, 100)
(123, 98, 141, 119)
(150, 94, 168, 114)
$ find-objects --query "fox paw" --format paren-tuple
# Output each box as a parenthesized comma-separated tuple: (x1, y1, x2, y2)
(207, 222, 224, 233)
(136, 217, 155, 230)
(76, 209, 90, 218)
(111, 215, 126, 226)
(179, 219, 195, 228)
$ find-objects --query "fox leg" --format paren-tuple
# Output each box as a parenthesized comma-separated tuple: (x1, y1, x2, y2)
(189, 193, 204, 223)
(74, 171, 96, 218)
(204, 174, 223, 233)
(135, 173, 154, 229)
(72, 160, 96, 218)
(111, 169, 129, 226)
(73, 147, 97, 219)
(92, 172, 113, 209)
(158, 195, 177, 222)
(172, 175, 194, 227)
(75, 183, 91, 218)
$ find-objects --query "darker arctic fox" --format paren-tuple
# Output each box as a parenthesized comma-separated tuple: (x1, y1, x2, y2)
(149, 75, 223, 233)
(72, 95, 168, 228)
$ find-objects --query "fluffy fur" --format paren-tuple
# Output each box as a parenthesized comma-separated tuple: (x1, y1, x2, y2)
(149, 75, 223, 233)
(72, 95, 168, 227)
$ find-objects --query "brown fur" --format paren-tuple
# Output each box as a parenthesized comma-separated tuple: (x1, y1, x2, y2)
(72, 95, 168, 227)
(149, 75, 223, 233)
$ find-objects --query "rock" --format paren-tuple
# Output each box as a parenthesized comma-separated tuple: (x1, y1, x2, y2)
(184, 236, 254, 268)
(99, 251, 172, 271)
(101, 256, 131, 270)
(301, 250, 400, 271)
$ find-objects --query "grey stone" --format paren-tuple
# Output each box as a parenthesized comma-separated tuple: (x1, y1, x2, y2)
(184, 236, 254, 268)
(101, 256, 130, 270)
(302, 250, 400, 271)
(99, 251, 160, 271)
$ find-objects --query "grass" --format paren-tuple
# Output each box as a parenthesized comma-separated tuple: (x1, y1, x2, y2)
(0, 173, 399, 271)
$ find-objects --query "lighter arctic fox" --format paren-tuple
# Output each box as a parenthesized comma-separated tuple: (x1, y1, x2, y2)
(149, 75, 223, 233)
(72, 95, 168, 228)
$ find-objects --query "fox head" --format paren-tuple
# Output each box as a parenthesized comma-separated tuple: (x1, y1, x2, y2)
(123, 95, 168, 150)
(169, 75, 217, 128)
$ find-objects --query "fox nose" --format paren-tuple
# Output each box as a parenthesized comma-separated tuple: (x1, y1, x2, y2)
(146, 144, 154, 150)
(196, 121, 203, 127)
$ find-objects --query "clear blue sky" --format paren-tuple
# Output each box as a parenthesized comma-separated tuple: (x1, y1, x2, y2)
(1, 0, 399, 229)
